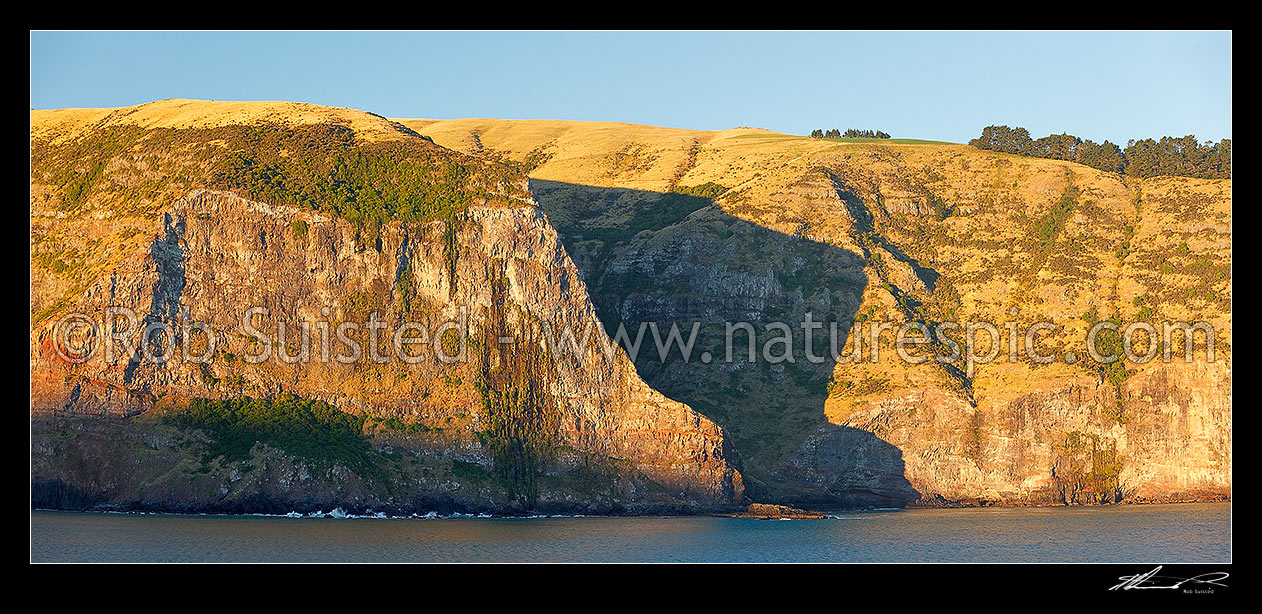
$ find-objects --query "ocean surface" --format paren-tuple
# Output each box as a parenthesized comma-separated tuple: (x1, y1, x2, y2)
(30, 502, 1230, 563)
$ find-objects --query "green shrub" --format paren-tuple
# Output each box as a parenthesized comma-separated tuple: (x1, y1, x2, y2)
(450, 459, 492, 484)
(31, 122, 529, 234)
(670, 182, 727, 200)
(166, 393, 377, 473)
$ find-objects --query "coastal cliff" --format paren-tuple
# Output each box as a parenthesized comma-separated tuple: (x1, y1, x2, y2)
(28, 100, 1229, 515)
(30, 101, 742, 514)
(31, 190, 743, 514)
(406, 117, 1231, 508)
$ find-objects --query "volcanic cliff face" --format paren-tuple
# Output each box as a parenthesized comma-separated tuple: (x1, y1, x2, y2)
(404, 117, 1231, 507)
(30, 101, 742, 514)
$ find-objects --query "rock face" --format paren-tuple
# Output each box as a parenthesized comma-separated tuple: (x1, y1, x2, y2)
(829, 361, 1231, 505)
(734, 503, 826, 519)
(31, 189, 743, 512)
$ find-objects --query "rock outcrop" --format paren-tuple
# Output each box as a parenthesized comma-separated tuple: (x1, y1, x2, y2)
(31, 189, 743, 512)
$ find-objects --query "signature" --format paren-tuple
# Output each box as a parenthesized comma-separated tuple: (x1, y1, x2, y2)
(1110, 566, 1230, 591)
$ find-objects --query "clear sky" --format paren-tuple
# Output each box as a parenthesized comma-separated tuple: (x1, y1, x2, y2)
(30, 30, 1231, 144)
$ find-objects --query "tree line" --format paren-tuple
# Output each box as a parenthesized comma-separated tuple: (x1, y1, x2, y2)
(969, 125, 1230, 179)
(810, 128, 892, 139)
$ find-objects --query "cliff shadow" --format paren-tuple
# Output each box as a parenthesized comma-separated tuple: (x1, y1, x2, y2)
(529, 178, 920, 508)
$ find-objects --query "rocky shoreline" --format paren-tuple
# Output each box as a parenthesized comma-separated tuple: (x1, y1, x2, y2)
(29, 478, 729, 518)
(906, 492, 1232, 509)
(32, 478, 1229, 520)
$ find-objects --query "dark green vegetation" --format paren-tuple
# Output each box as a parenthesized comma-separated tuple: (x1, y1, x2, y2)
(670, 182, 728, 200)
(30, 121, 529, 236)
(31, 246, 85, 275)
(1054, 432, 1124, 504)
(1081, 306, 1133, 425)
(442, 211, 461, 297)
(1032, 179, 1080, 262)
(811, 129, 891, 139)
(166, 394, 377, 472)
(474, 273, 562, 506)
(969, 125, 1230, 179)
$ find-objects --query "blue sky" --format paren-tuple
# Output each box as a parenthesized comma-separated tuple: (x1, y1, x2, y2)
(30, 30, 1231, 144)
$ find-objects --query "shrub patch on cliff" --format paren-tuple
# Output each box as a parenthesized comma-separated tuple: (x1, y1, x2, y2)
(1031, 176, 1079, 264)
(30, 122, 529, 233)
(166, 394, 378, 474)
(475, 271, 562, 506)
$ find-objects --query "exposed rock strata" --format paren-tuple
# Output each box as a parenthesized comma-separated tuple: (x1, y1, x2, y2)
(31, 190, 744, 512)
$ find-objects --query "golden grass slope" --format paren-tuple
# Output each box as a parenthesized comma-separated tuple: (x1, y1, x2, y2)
(402, 116, 1231, 345)
(397, 118, 784, 192)
(403, 116, 1231, 441)
(32, 98, 414, 144)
